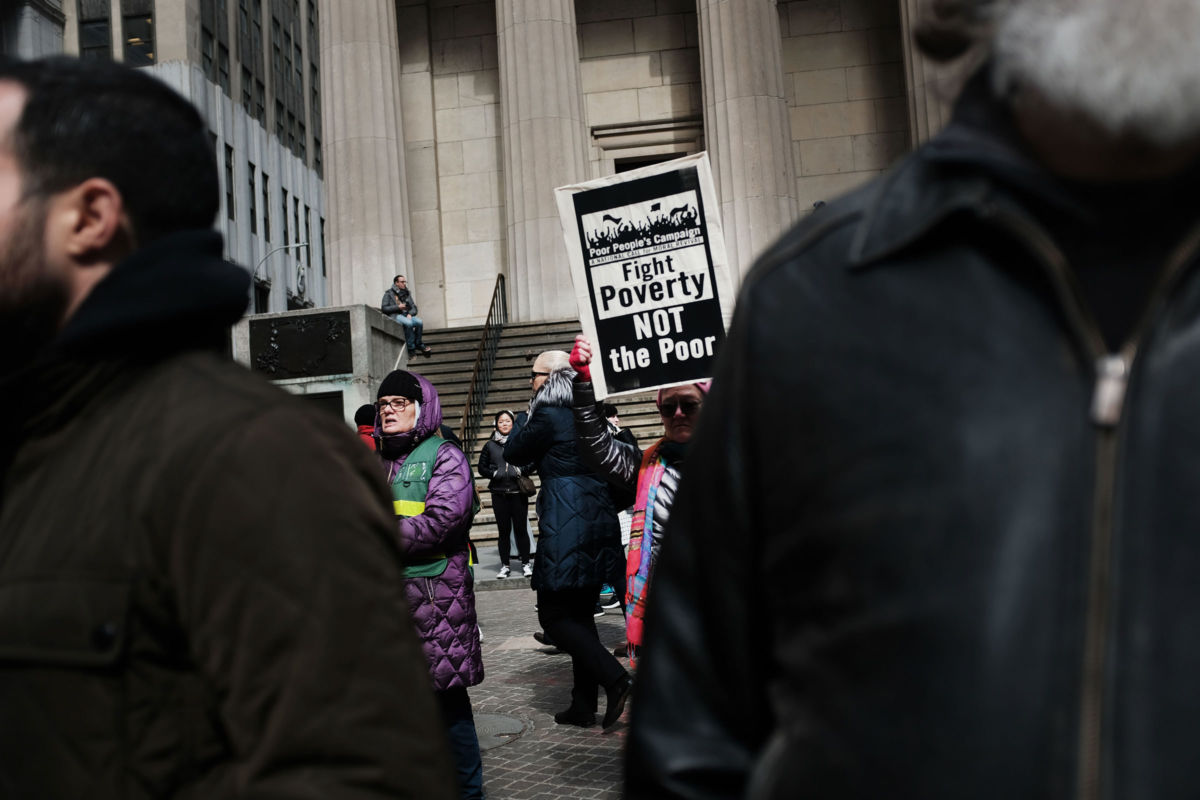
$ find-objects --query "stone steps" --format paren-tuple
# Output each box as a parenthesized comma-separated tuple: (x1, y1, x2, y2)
(416, 319, 664, 545)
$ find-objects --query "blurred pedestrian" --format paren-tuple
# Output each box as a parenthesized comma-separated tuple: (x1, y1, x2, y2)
(0, 57, 455, 798)
(478, 409, 534, 578)
(626, 0, 1200, 795)
(505, 351, 631, 730)
(376, 370, 485, 799)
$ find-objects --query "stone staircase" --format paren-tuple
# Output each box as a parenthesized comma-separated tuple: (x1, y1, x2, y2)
(416, 318, 662, 545)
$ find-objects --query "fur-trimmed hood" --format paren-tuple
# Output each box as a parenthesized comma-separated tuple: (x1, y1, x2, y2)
(529, 367, 576, 416)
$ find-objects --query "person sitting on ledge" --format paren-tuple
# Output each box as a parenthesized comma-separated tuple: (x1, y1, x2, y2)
(381, 274, 432, 356)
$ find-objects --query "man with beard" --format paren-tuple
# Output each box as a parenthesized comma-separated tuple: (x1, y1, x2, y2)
(626, 1, 1200, 798)
(0, 58, 457, 798)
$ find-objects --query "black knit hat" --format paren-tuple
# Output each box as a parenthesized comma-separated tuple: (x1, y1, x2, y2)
(377, 370, 422, 402)
(354, 404, 376, 426)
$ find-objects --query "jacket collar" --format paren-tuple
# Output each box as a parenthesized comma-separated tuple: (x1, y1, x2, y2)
(847, 67, 1086, 270)
(1, 230, 248, 447)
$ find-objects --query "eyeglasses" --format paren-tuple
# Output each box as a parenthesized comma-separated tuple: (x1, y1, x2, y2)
(376, 397, 411, 412)
(530, 371, 550, 381)
(660, 399, 701, 418)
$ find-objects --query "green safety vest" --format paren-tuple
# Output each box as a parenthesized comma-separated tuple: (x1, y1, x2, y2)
(391, 436, 450, 578)
(390, 435, 481, 578)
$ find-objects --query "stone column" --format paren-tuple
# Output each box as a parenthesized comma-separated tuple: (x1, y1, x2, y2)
(319, 0, 413, 308)
(6, 0, 65, 59)
(697, 0, 798, 283)
(899, 0, 951, 146)
(496, 0, 591, 322)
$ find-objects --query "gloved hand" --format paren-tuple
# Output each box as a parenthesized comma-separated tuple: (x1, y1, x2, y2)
(569, 334, 592, 382)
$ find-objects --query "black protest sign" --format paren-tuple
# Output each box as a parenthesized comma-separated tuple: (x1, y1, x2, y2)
(556, 154, 733, 397)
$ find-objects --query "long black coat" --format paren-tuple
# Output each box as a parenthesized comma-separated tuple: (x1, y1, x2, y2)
(504, 374, 622, 592)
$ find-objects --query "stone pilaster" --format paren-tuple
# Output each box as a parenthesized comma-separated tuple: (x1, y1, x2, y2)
(697, 0, 798, 283)
(319, 0, 413, 308)
(496, 0, 591, 322)
(899, 0, 951, 146)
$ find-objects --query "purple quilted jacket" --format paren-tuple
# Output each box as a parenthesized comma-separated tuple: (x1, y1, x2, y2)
(378, 372, 484, 691)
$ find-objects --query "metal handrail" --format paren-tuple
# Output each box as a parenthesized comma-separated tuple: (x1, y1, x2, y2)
(457, 274, 508, 458)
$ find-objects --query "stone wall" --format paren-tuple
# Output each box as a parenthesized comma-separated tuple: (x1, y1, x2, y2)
(398, 0, 505, 328)
(779, 0, 908, 213)
(575, 0, 702, 175)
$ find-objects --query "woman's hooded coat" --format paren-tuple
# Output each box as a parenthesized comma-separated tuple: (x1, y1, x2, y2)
(377, 371, 483, 691)
(504, 367, 622, 591)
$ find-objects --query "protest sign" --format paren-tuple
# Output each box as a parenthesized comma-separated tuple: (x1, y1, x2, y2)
(555, 153, 734, 398)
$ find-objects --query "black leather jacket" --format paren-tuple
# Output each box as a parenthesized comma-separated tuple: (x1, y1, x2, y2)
(625, 83, 1200, 798)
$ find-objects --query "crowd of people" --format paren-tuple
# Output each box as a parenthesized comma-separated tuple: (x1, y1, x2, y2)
(8, 0, 1200, 793)
(334, 335, 707, 794)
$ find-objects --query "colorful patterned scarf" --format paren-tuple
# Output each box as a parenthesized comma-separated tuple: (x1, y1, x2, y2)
(625, 438, 667, 654)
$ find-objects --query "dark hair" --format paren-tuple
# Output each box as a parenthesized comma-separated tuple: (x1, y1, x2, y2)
(494, 409, 515, 427)
(0, 57, 218, 245)
(393, 275, 404, 283)
(354, 404, 376, 427)
(602, 403, 619, 419)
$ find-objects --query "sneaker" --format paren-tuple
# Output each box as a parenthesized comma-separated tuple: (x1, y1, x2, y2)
(522, 562, 533, 578)
(594, 603, 605, 618)
(496, 565, 510, 579)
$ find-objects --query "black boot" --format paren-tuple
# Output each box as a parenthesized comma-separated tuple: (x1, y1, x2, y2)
(602, 673, 633, 730)
(554, 707, 596, 727)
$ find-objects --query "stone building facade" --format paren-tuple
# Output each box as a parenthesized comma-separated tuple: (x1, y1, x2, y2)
(2, 0, 949, 329)
(322, 0, 948, 328)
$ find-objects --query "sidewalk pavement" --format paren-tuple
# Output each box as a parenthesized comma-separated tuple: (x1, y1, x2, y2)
(471, 544, 628, 800)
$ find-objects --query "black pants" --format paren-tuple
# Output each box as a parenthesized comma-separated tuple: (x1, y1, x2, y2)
(491, 491, 530, 565)
(537, 587, 627, 712)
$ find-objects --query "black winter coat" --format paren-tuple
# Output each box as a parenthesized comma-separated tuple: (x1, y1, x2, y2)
(626, 74, 1200, 799)
(504, 371, 622, 592)
(478, 435, 526, 494)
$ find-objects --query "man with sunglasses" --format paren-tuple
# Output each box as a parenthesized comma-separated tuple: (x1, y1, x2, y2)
(568, 335, 709, 665)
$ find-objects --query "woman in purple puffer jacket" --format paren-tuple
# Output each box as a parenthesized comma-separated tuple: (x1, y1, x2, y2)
(376, 369, 484, 800)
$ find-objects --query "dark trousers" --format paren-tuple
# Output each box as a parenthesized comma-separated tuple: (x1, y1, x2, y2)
(491, 491, 530, 565)
(537, 587, 627, 711)
(436, 686, 484, 800)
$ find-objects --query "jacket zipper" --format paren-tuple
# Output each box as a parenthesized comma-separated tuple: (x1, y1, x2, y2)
(983, 204, 1200, 800)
